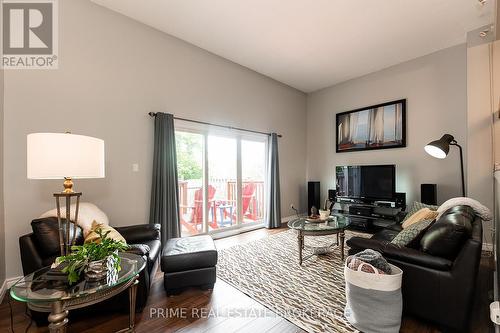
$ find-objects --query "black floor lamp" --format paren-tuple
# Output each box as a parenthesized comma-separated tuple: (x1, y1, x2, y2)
(424, 134, 466, 197)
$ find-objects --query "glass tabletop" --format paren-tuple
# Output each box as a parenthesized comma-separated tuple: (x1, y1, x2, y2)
(287, 214, 349, 232)
(10, 252, 146, 303)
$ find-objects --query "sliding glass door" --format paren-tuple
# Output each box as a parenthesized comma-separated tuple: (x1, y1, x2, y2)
(176, 131, 205, 236)
(176, 128, 267, 237)
(241, 140, 266, 225)
(207, 136, 237, 231)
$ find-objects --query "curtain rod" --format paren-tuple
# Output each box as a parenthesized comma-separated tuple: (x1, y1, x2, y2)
(148, 112, 282, 138)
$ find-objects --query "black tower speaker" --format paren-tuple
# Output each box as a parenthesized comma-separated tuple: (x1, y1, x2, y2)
(328, 189, 336, 201)
(421, 184, 437, 205)
(308, 181, 320, 214)
(395, 192, 406, 210)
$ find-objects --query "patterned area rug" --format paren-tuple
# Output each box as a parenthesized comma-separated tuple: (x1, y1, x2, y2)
(217, 229, 368, 333)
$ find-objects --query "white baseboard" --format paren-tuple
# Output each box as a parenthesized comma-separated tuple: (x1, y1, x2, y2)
(0, 276, 22, 303)
(483, 243, 494, 252)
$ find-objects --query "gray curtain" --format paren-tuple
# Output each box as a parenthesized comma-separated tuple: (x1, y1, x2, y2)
(265, 133, 281, 228)
(149, 112, 181, 243)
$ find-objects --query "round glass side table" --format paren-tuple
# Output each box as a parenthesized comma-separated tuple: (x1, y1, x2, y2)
(10, 252, 146, 333)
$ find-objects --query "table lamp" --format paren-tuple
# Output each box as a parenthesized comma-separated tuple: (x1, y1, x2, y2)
(27, 133, 105, 255)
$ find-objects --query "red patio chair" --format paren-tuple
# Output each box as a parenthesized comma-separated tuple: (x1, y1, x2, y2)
(242, 182, 257, 220)
(226, 182, 258, 223)
(180, 185, 217, 234)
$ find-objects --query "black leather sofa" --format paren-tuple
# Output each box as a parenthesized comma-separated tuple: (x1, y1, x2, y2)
(347, 205, 482, 332)
(19, 218, 161, 313)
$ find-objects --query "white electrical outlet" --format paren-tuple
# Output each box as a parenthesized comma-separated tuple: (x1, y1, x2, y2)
(490, 301, 500, 325)
(132, 163, 139, 172)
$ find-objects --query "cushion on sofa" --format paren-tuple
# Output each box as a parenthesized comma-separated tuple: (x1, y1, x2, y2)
(402, 202, 438, 223)
(391, 219, 434, 247)
(401, 208, 438, 229)
(382, 243, 453, 271)
(420, 205, 474, 259)
(31, 217, 84, 257)
(84, 221, 127, 244)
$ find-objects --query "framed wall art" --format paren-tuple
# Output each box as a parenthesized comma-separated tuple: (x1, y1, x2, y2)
(336, 99, 406, 153)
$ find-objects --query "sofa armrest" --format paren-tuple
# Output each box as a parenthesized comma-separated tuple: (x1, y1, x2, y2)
(346, 236, 453, 271)
(346, 237, 387, 253)
(114, 224, 161, 244)
(125, 244, 151, 256)
(383, 243, 453, 271)
(19, 233, 44, 275)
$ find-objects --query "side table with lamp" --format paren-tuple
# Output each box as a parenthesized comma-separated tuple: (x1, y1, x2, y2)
(20, 132, 135, 332)
(27, 132, 105, 256)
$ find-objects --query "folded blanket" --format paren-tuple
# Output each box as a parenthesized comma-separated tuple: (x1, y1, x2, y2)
(353, 249, 392, 274)
(40, 202, 109, 237)
(347, 257, 387, 274)
(437, 197, 492, 221)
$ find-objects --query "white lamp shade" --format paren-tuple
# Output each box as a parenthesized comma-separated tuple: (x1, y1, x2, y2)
(424, 144, 447, 159)
(27, 133, 105, 179)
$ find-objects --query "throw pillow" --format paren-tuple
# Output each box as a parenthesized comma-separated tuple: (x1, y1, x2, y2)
(85, 221, 127, 245)
(40, 202, 109, 237)
(391, 219, 434, 247)
(401, 208, 439, 229)
(402, 202, 439, 223)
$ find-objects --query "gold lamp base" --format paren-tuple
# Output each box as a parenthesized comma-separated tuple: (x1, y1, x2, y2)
(63, 177, 74, 193)
(55, 177, 82, 255)
(54, 191, 82, 256)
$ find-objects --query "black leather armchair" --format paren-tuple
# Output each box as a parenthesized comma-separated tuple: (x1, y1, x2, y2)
(347, 206, 482, 332)
(19, 218, 161, 312)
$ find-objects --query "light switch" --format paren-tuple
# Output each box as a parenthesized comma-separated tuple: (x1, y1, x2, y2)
(132, 163, 139, 172)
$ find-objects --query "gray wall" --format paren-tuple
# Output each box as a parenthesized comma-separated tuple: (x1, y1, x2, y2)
(3, 0, 307, 278)
(306, 44, 467, 208)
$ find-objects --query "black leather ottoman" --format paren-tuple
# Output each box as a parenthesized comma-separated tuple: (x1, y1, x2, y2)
(161, 235, 218, 295)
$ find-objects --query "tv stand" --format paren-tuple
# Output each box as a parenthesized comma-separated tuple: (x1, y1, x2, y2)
(332, 203, 404, 232)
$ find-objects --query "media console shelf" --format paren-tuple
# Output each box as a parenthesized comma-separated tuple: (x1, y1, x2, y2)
(332, 204, 405, 232)
(334, 164, 407, 232)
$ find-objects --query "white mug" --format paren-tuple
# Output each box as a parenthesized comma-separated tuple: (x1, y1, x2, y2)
(319, 210, 329, 219)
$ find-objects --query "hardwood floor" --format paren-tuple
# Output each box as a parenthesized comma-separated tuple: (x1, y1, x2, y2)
(0, 226, 494, 333)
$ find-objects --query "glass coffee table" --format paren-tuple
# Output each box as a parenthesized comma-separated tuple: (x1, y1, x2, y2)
(10, 252, 146, 333)
(288, 215, 349, 265)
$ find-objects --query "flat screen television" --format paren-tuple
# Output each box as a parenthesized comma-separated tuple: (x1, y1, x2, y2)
(335, 165, 396, 200)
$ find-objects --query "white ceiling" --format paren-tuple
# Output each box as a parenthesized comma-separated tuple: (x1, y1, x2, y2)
(91, 0, 494, 92)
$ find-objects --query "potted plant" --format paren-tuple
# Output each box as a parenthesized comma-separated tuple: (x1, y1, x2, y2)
(55, 228, 129, 284)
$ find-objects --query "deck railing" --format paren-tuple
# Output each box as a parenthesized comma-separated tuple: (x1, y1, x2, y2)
(178, 179, 265, 222)
(227, 180, 265, 221)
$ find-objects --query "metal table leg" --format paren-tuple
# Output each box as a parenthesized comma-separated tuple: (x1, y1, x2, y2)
(128, 281, 138, 331)
(339, 231, 345, 262)
(297, 231, 304, 265)
(48, 301, 68, 333)
(117, 279, 139, 333)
